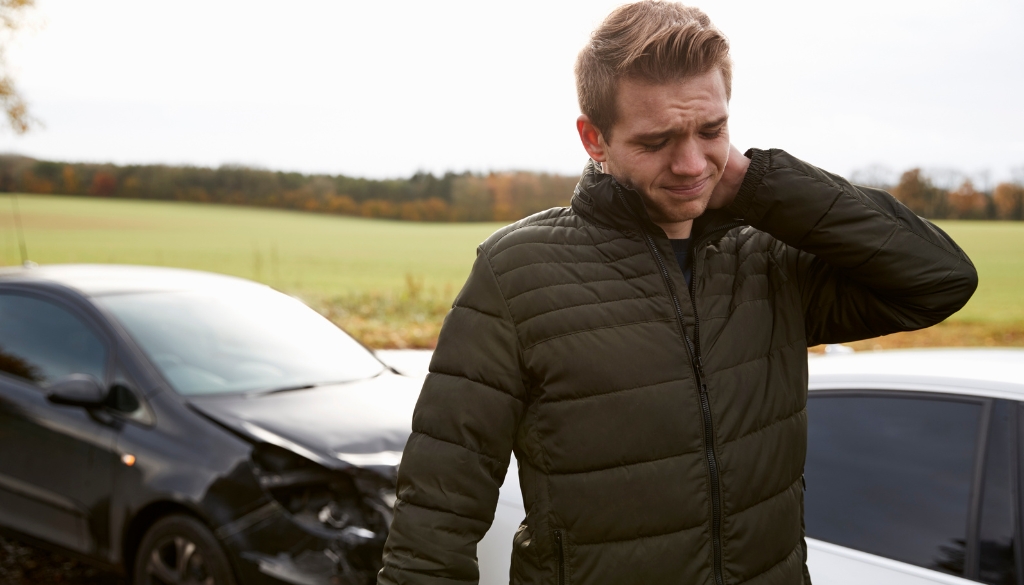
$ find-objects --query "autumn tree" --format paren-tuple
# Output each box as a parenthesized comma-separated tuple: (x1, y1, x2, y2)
(0, 0, 35, 134)
(61, 165, 79, 193)
(399, 197, 450, 221)
(891, 169, 949, 219)
(89, 172, 117, 196)
(948, 180, 990, 220)
(450, 175, 493, 221)
(360, 199, 397, 219)
(993, 182, 1024, 220)
(20, 169, 49, 192)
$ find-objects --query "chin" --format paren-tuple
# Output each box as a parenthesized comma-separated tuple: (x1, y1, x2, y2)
(657, 197, 710, 224)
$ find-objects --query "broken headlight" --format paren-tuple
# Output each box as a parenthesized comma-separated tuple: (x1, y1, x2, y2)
(252, 443, 396, 583)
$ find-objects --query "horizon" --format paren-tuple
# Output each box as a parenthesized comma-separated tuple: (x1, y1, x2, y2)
(0, 0, 1021, 183)
(2, 151, 1015, 193)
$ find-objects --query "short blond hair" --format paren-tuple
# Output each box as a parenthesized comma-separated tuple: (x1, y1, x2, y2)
(575, 1, 732, 138)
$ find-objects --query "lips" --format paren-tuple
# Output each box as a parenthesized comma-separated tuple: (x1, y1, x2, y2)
(662, 176, 710, 198)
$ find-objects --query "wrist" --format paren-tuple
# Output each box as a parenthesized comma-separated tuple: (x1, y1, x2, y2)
(726, 148, 772, 220)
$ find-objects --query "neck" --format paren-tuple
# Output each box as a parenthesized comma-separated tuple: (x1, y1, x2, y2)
(655, 219, 694, 239)
(599, 160, 696, 239)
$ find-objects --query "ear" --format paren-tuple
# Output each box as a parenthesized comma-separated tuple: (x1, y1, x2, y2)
(577, 115, 609, 162)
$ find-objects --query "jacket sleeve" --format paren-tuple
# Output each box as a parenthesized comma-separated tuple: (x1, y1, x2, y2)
(728, 148, 978, 347)
(378, 249, 527, 585)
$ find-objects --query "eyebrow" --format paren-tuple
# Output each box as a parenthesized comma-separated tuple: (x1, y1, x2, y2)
(630, 116, 729, 142)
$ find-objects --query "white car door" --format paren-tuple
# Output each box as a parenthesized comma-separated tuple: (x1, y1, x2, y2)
(374, 350, 523, 584)
(805, 391, 1019, 585)
(808, 539, 981, 585)
(477, 455, 523, 585)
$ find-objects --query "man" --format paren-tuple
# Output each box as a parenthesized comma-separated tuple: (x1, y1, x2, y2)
(378, 2, 978, 584)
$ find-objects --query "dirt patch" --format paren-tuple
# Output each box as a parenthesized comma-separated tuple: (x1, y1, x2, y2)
(810, 321, 1024, 353)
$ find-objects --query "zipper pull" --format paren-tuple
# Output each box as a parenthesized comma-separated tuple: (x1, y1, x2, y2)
(692, 355, 707, 379)
(692, 355, 709, 393)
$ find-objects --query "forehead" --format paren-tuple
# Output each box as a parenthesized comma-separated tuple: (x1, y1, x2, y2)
(612, 70, 729, 137)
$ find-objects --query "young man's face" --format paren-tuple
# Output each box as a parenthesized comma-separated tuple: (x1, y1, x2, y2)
(580, 69, 732, 230)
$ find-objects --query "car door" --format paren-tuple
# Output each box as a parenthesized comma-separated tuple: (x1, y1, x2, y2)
(975, 399, 1018, 585)
(803, 390, 1021, 585)
(0, 289, 119, 555)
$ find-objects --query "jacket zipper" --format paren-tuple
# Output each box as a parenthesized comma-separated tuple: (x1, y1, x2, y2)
(641, 230, 725, 585)
(554, 529, 565, 585)
(617, 186, 738, 585)
(685, 223, 738, 585)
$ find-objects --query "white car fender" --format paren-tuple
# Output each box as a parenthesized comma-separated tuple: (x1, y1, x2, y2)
(807, 538, 979, 585)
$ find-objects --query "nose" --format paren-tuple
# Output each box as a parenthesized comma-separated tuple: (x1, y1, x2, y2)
(669, 137, 707, 178)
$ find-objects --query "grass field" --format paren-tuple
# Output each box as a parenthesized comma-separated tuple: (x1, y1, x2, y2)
(1, 194, 1021, 348)
(0, 194, 501, 293)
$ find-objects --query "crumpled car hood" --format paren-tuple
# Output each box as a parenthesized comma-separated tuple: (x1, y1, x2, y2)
(188, 371, 422, 471)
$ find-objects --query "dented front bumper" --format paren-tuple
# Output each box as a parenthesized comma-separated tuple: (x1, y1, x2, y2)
(216, 444, 396, 585)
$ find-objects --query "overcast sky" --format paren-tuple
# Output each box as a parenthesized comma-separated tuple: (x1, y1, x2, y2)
(1, 0, 1021, 184)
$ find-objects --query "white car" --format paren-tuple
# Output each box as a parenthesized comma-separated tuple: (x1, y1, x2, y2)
(381, 348, 1024, 585)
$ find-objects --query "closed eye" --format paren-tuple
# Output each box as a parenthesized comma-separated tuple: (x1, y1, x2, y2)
(700, 127, 725, 139)
(642, 139, 669, 152)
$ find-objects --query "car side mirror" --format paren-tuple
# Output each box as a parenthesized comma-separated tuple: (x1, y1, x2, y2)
(46, 374, 108, 407)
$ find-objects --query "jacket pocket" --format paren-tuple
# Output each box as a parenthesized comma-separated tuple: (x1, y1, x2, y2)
(511, 522, 533, 585)
(800, 474, 812, 585)
(553, 529, 566, 585)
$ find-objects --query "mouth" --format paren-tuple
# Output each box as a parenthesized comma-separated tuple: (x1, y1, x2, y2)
(662, 176, 710, 198)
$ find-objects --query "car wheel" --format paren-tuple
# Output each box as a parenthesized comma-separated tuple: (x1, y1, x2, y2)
(133, 514, 237, 585)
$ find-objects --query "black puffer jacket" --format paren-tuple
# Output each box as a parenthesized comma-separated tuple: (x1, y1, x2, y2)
(379, 149, 978, 585)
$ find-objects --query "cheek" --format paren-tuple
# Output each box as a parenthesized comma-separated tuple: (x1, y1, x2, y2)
(613, 151, 651, 182)
(709, 140, 730, 173)
(632, 152, 670, 183)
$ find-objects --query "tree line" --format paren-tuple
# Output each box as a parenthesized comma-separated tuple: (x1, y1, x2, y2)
(887, 169, 1024, 221)
(0, 155, 577, 222)
(1, 155, 1022, 222)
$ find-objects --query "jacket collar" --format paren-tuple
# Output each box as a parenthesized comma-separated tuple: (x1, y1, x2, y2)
(570, 159, 744, 242)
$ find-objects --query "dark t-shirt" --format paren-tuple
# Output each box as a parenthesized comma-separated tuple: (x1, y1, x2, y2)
(670, 238, 692, 287)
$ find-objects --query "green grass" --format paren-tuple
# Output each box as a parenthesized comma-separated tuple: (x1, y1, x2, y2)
(931, 221, 1024, 323)
(1, 194, 1021, 347)
(0, 194, 503, 295)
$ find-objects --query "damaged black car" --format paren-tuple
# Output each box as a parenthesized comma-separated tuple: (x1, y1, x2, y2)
(0, 264, 421, 585)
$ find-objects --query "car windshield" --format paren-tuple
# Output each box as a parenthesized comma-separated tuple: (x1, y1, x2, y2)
(97, 287, 386, 396)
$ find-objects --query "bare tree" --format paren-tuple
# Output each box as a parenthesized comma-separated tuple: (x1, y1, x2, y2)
(1012, 165, 1024, 186)
(849, 164, 897, 189)
(0, 0, 35, 134)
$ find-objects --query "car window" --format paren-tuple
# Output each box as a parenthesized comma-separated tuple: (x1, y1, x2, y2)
(96, 288, 385, 396)
(0, 293, 107, 386)
(805, 393, 983, 578)
(977, 400, 1017, 585)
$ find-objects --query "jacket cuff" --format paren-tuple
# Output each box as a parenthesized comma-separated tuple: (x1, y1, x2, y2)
(726, 148, 771, 220)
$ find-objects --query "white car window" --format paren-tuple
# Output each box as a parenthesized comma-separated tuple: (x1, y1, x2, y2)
(976, 400, 1017, 584)
(805, 393, 983, 580)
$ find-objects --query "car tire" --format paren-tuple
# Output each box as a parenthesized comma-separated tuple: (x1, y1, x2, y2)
(132, 514, 237, 585)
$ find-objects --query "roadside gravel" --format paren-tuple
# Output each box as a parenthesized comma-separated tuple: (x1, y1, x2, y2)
(0, 536, 124, 585)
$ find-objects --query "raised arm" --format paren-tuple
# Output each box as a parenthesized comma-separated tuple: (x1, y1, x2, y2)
(378, 251, 527, 585)
(727, 148, 978, 346)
